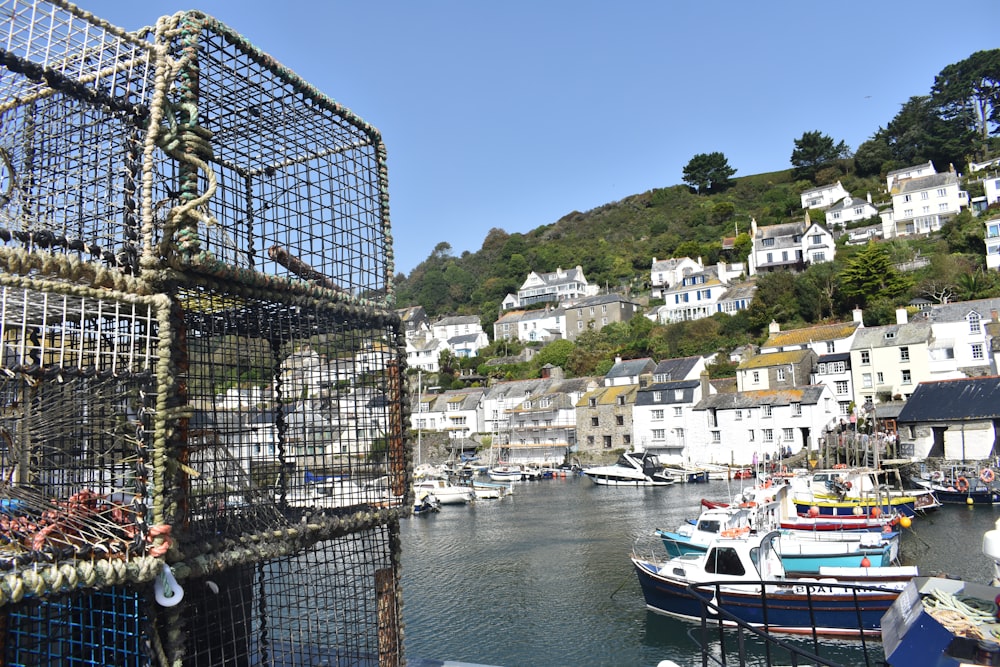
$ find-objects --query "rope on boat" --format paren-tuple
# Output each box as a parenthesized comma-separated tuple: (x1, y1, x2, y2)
(923, 588, 999, 638)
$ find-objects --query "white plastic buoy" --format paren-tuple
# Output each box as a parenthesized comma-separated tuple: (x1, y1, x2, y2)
(154, 565, 184, 607)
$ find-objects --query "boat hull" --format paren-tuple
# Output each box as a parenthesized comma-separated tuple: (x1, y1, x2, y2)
(792, 495, 935, 518)
(585, 472, 673, 487)
(632, 558, 898, 636)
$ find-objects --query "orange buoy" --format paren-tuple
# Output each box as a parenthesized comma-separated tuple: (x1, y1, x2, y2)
(808, 506, 820, 518)
(860, 557, 871, 568)
(957, 476, 970, 492)
(871, 507, 882, 518)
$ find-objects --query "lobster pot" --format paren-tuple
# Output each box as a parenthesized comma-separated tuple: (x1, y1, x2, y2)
(0, 280, 162, 571)
(0, 0, 393, 300)
(2, 587, 147, 666)
(177, 526, 402, 667)
(174, 282, 408, 548)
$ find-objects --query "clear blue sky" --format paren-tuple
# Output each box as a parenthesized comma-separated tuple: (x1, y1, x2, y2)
(83, 1, 997, 275)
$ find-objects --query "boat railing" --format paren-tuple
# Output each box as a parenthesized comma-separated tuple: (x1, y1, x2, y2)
(685, 579, 886, 667)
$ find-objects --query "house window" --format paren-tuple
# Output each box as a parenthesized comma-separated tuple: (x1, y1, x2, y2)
(652, 429, 665, 440)
(763, 429, 774, 442)
(901, 369, 912, 384)
(539, 397, 552, 408)
(591, 417, 599, 426)
(766, 253, 773, 263)
(623, 435, 631, 445)
(903, 194, 912, 202)
(587, 435, 594, 445)
(711, 431, 721, 443)
(651, 409, 664, 420)
(792, 402, 802, 416)
(603, 436, 612, 449)
(617, 395, 626, 406)
(835, 381, 848, 395)
(862, 373, 872, 388)
(783, 428, 794, 441)
(653, 391, 662, 402)
(877, 372, 884, 384)
(921, 191, 929, 200)
(747, 430, 755, 442)
(735, 409, 742, 421)
(675, 428, 685, 442)
(752, 371, 760, 384)
(972, 343, 984, 360)
(969, 312, 981, 333)
(763, 238, 775, 247)
(811, 234, 822, 245)
(762, 404, 772, 417)
(674, 390, 684, 400)
(900, 347, 909, 362)
(616, 415, 624, 426)
(776, 368, 786, 382)
(937, 188, 947, 197)
(589, 397, 597, 407)
(860, 350, 870, 365)
(839, 401, 852, 416)
(826, 341, 835, 353)
(673, 406, 683, 417)
(813, 252, 826, 262)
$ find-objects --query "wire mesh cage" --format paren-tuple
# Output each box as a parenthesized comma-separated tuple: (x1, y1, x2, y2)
(0, 2, 410, 664)
(175, 282, 409, 546)
(0, 0, 393, 301)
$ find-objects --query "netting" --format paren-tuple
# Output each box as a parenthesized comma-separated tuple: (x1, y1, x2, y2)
(0, 1, 410, 664)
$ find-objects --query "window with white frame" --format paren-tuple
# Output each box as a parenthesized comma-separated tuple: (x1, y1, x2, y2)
(900, 347, 909, 362)
(651, 409, 664, 420)
(763, 238, 775, 247)
(653, 391, 662, 402)
(835, 380, 848, 395)
(783, 428, 793, 441)
(937, 188, 947, 197)
(839, 401, 851, 416)
(826, 341, 835, 353)
(877, 372, 884, 384)
(902, 369, 912, 384)
(752, 371, 760, 384)
(777, 368, 786, 382)
(673, 406, 683, 417)
(711, 431, 721, 443)
(675, 428, 685, 442)
(652, 429, 665, 440)
(969, 312, 981, 333)
(763, 428, 774, 442)
(762, 404, 772, 417)
(735, 409, 742, 421)
(972, 343, 984, 360)
(747, 430, 755, 441)
(860, 350, 870, 365)
(862, 373, 872, 388)
(811, 234, 823, 245)
(921, 191, 929, 200)
(792, 402, 802, 416)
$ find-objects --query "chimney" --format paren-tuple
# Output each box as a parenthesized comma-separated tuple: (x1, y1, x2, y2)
(895, 308, 908, 325)
(867, 192, 872, 204)
(615, 356, 622, 364)
(769, 320, 780, 334)
(700, 370, 710, 397)
(852, 307, 864, 325)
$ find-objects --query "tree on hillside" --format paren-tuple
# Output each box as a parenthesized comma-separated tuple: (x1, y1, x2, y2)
(791, 131, 850, 182)
(883, 96, 975, 172)
(839, 242, 911, 307)
(931, 50, 1000, 156)
(682, 152, 736, 194)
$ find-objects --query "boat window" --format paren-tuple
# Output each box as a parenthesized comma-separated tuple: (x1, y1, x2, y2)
(697, 520, 721, 534)
(705, 547, 745, 576)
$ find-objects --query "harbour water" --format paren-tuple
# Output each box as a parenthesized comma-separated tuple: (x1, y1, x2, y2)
(399, 474, 1000, 667)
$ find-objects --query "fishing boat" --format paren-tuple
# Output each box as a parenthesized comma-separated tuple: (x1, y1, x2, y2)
(632, 529, 917, 637)
(583, 451, 675, 487)
(412, 489, 441, 514)
(701, 493, 902, 532)
(910, 465, 1000, 505)
(665, 465, 710, 483)
(791, 467, 941, 517)
(657, 502, 900, 572)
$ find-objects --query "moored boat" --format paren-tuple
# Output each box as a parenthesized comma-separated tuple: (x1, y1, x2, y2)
(910, 465, 1000, 505)
(583, 451, 675, 487)
(632, 529, 917, 637)
(791, 466, 941, 517)
(413, 478, 474, 505)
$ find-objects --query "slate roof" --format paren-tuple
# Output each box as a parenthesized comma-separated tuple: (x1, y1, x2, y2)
(718, 280, 757, 303)
(897, 171, 957, 194)
(434, 315, 480, 327)
(448, 333, 482, 345)
(635, 379, 701, 406)
(764, 321, 859, 349)
(896, 377, 1000, 422)
(925, 297, 1000, 324)
(851, 321, 932, 349)
(825, 196, 876, 214)
(652, 356, 701, 381)
(606, 357, 656, 380)
(694, 386, 826, 410)
(576, 384, 635, 407)
(755, 221, 805, 249)
(817, 352, 851, 364)
(739, 349, 812, 369)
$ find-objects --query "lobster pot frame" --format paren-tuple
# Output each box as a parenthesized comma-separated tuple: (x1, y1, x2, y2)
(0, 0, 393, 302)
(0, 280, 165, 573)
(173, 281, 409, 550)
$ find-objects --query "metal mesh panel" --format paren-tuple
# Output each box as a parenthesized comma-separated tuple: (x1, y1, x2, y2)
(177, 284, 407, 540)
(0, 284, 159, 565)
(180, 527, 401, 667)
(4, 588, 147, 666)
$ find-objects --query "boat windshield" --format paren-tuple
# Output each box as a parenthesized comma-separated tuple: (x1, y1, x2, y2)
(697, 520, 721, 534)
(704, 547, 745, 576)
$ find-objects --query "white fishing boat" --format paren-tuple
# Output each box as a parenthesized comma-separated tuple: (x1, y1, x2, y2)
(413, 478, 474, 505)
